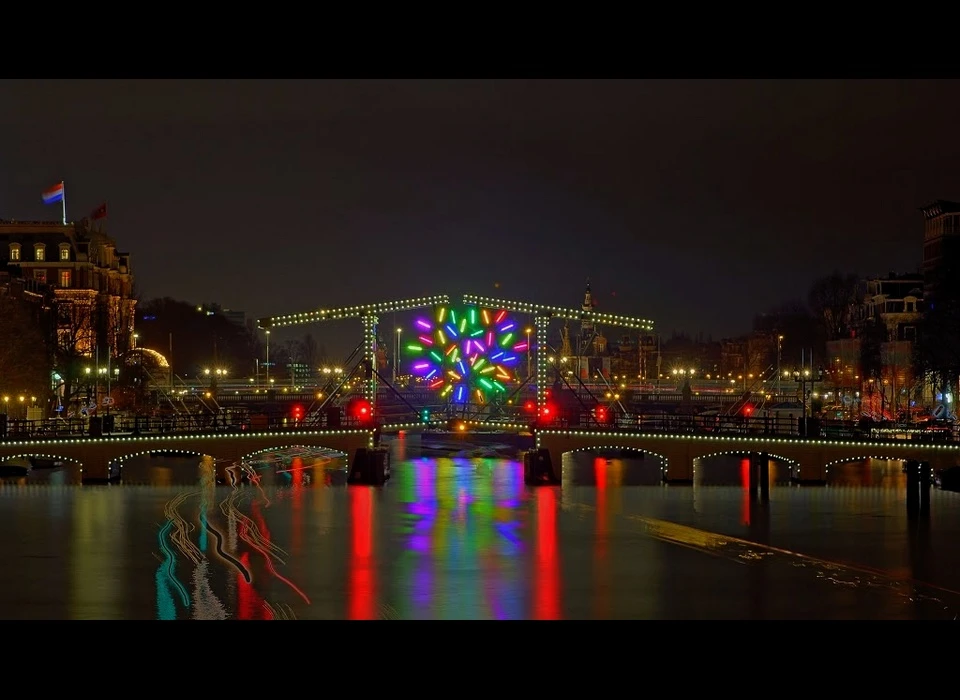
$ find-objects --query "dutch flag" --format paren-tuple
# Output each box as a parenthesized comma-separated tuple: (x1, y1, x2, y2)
(42, 182, 64, 205)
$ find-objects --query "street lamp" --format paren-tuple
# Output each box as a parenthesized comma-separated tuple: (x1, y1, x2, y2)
(265, 330, 271, 390)
(776, 335, 783, 399)
(395, 327, 402, 384)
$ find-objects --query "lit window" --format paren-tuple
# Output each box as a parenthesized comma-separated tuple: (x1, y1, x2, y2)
(58, 269, 72, 288)
(9, 244, 20, 261)
(34, 244, 45, 261)
(59, 246, 70, 261)
(34, 269, 47, 284)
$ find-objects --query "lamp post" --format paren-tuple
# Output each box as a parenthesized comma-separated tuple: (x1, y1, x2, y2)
(395, 328, 401, 384)
(792, 366, 824, 437)
(526, 327, 533, 380)
(265, 330, 271, 390)
(776, 334, 783, 400)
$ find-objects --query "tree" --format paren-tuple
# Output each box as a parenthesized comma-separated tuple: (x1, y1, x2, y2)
(298, 333, 320, 370)
(808, 271, 862, 341)
(752, 299, 822, 367)
(0, 294, 53, 408)
(135, 298, 259, 380)
(53, 298, 97, 403)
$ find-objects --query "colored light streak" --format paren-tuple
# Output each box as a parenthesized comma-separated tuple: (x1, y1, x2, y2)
(157, 519, 190, 612)
(349, 487, 377, 620)
(245, 499, 311, 605)
(237, 552, 273, 620)
(405, 305, 520, 404)
(533, 488, 561, 620)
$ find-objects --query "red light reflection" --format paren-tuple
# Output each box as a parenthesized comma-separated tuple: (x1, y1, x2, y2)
(237, 553, 273, 620)
(533, 488, 561, 620)
(291, 457, 303, 555)
(740, 458, 751, 526)
(349, 487, 377, 619)
(593, 457, 610, 618)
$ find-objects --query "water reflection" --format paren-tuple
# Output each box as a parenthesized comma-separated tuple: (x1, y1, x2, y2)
(4, 444, 960, 620)
(533, 487, 561, 620)
(70, 488, 125, 619)
(348, 486, 376, 619)
(594, 457, 611, 618)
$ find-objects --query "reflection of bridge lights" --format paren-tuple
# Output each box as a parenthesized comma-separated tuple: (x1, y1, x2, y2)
(533, 488, 561, 620)
(349, 487, 376, 620)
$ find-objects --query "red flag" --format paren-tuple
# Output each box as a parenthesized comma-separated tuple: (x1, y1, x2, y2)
(90, 202, 107, 220)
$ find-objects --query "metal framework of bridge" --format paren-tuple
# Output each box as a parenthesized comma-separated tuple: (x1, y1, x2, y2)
(258, 293, 655, 427)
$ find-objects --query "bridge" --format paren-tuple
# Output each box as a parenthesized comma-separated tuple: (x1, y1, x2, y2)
(0, 428, 371, 482)
(5, 292, 958, 484)
(257, 292, 655, 428)
(4, 421, 958, 485)
(533, 426, 960, 482)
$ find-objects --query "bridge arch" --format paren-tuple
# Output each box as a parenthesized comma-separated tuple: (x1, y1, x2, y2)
(113, 449, 210, 464)
(693, 449, 799, 483)
(110, 448, 218, 484)
(0, 452, 84, 477)
(561, 444, 669, 480)
(824, 454, 909, 472)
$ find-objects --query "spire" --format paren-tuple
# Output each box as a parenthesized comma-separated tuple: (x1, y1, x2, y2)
(582, 278, 594, 312)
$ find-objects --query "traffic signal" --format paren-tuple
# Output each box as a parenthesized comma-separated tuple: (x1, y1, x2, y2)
(349, 397, 374, 425)
(291, 404, 304, 422)
(421, 408, 430, 423)
(594, 405, 609, 424)
(539, 402, 558, 425)
(524, 400, 536, 413)
(743, 404, 753, 417)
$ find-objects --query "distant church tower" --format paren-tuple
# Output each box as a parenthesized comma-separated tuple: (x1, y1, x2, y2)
(581, 279, 595, 336)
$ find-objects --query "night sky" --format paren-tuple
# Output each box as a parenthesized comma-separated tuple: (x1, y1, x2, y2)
(3, 79, 960, 343)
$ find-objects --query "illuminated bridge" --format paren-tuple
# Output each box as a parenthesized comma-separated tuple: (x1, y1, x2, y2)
(257, 292, 654, 429)
(5, 293, 957, 485)
(1, 423, 959, 486)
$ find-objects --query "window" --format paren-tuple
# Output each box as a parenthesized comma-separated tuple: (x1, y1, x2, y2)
(34, 244, 45, 261)
(58, 269, 72, 288)
(33, 269, 47, 284)
(59, 245, 70, 261)
(9, 244, 20, 261)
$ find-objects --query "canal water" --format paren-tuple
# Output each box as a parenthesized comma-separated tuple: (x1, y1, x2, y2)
(1, 436, 958, 620)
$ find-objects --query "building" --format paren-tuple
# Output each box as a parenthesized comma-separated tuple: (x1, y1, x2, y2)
(920, 200, 960, 300)
(1, 218, 136, 361)
(858, 273, 923, 342)
(824, 272, 924, 419)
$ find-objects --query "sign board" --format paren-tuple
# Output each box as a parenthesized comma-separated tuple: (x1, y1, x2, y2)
(102, 396, 115, 407)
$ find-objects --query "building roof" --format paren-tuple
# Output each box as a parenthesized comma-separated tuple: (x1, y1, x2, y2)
(920, 200, 960, 218)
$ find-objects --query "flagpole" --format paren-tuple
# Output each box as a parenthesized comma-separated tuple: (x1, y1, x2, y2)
(60, 180, 66, 225)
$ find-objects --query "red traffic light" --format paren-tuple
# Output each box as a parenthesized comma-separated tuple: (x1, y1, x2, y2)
(348, 398, 374, 424)
(743, 404, 753, 416)
(291, 404, 304, 421)
(524, 400, 536, 413)
(594, 405, 609, 423)
(539, 403, 558, 421)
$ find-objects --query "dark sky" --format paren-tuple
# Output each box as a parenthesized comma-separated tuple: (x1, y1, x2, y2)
(3, 79, 960, 344)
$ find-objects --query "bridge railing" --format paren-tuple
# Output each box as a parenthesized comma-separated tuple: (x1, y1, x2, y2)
(536, 412, 958, 444)
(0, 412, 374, 441)
(2, 409, 954, 446)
